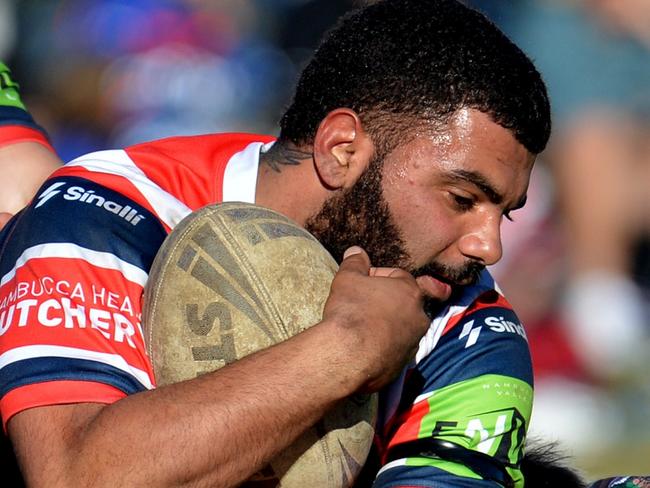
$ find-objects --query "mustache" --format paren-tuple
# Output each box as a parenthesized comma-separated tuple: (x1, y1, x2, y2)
(411, 259, 485, 287)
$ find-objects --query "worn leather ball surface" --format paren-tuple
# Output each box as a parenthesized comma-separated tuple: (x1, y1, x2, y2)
(143, 202, 377, 487)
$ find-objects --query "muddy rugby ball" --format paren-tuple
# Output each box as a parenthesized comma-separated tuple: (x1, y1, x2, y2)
(143, 202, 377, 487)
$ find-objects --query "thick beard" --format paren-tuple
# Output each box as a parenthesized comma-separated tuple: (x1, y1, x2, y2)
(304, 155, 410, 269)
(304, 154, 484, 286)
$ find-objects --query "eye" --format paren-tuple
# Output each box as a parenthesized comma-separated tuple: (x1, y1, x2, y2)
(451, 193, 475, 212)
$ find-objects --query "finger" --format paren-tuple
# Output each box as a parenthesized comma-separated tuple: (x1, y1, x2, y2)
(369, 267, 412, 279)
(338, 246, 371, 274)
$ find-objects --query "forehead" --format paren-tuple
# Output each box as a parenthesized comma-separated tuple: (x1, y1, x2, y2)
(419, 108, 531, 167)
(387, 108, 535, 198)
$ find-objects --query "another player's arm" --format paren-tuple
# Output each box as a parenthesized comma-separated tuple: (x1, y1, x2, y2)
(5, 228, 431, 488)
(374, 294, 534, 487)
(0, 142, 61, 213)
(0, 62, 61, 217)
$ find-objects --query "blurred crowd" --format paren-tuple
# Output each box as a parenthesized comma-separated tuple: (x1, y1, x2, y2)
(477, 0, 650, 476)
(2, 0, 649, 478)
(3, 0, 358, 161)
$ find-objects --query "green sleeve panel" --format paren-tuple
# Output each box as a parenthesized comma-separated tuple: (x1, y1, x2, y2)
(0, 63, 26, 110)
(404, 374, 532, 487)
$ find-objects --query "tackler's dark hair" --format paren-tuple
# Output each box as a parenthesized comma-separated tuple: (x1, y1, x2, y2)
(520, 442, 587, 487)
(279, 0, 551, 155)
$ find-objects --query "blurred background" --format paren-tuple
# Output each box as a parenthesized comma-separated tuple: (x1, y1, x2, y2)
(3, 0, 649, 481)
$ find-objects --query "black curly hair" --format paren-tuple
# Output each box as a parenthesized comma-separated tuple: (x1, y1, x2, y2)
(279, 0, 551, 156)
(520, 442, 587, 487)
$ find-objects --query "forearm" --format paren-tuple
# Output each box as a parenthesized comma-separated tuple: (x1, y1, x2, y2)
(0, 141, 62, 213)
(0, 61, 62, 214)
(10, 248, 431, 487)
(11, 319, 359, 488)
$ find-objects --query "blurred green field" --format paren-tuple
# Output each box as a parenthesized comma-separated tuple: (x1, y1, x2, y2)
(577, 442, 650, 479)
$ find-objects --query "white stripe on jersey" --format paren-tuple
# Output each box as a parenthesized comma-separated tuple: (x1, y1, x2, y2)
(376, 458, 408, 477)
(0, 243, 148, 288)
(222, 141, 272, 204)
(0, 344, 153, 390)
(67, 150, 192, 229)
(413, 390, 436, 405)
(415, 269, 500, 364)
(416, 303, 469, 364)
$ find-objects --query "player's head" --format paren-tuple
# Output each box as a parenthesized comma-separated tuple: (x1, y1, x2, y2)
(279, 0, 550, 288)
(279, 0, 550, 157)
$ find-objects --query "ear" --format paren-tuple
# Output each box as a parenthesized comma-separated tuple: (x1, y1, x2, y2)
(312, 108, 375, 190)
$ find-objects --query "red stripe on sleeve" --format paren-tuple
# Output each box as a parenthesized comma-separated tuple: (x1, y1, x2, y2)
(383, 399, 431, 463)
(0, 125, 55, 152)
(2, 381, 126, 431)
(442, 291, 512, 336)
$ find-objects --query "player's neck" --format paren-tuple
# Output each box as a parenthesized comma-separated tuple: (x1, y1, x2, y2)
(256, 145, 329, 225)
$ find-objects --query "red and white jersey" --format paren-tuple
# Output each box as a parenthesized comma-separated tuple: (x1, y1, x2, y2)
(0, 131, 534, 486)
(0, 133, 275, 427)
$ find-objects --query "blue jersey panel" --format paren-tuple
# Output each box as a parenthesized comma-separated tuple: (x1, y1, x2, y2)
(418, 305, 533, 397)
(0, 356, 148, 397)
(0, 176, 167, 277)
(373, 464, 503, 487)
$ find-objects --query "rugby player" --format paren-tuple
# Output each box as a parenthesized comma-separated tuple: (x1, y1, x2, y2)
(0, 1, 579, 486)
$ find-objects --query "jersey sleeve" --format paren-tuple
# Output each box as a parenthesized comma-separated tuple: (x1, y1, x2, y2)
(374, 290, 533, 488)
(0, 106, 53, 150)
(0, 62, 53, 150)
(0, 173, 167, 428)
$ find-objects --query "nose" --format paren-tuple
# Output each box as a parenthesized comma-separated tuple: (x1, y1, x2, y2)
(457, 218, 503, 266)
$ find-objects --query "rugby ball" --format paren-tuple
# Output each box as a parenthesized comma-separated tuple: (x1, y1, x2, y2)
(143, 202, 377, 487)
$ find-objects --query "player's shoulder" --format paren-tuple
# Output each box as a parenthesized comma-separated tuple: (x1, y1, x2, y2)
(55, 132, 276, 216)
(416, 269, 533, 389)
(125, 132, 275, 153)
(124, 132, 275, 175)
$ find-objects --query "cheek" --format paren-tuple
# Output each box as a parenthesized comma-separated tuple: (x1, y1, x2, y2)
(383, 168, 461, 263)
(392, 191, 458, 263)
